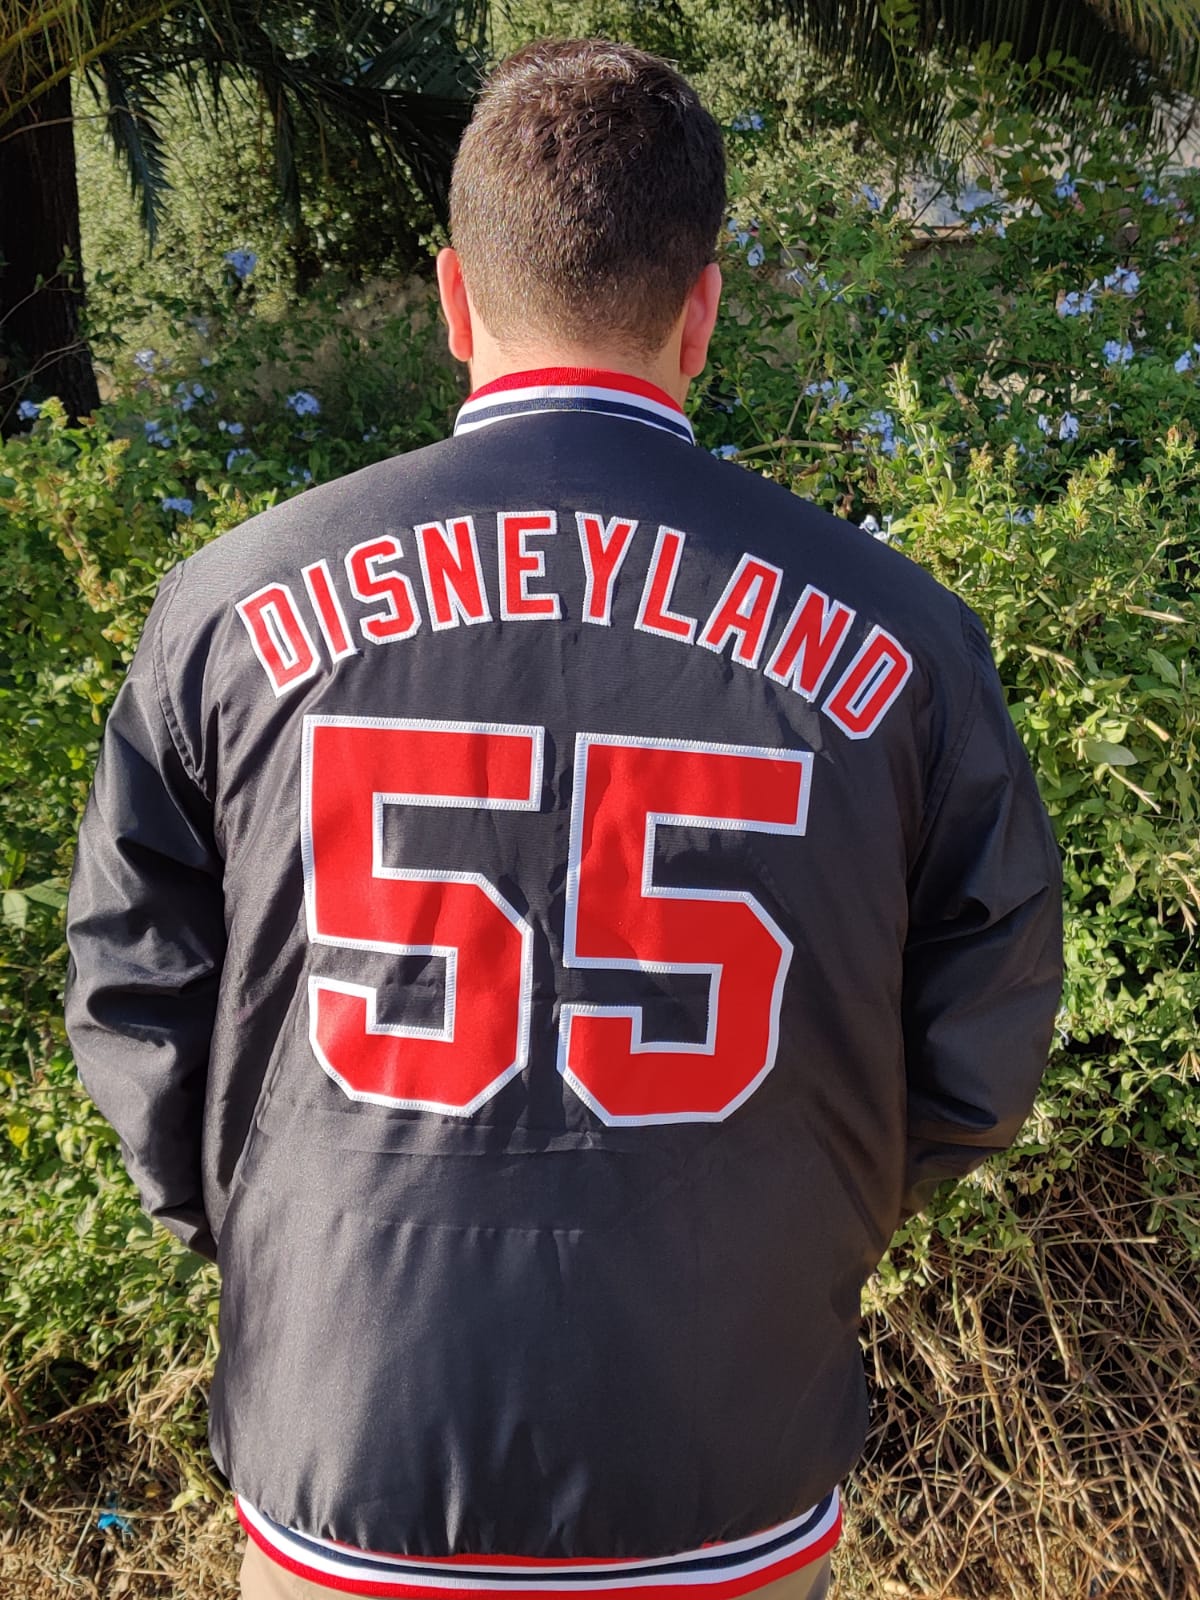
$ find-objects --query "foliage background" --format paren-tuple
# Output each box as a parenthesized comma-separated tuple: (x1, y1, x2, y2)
(2, 7, 1199, 1597)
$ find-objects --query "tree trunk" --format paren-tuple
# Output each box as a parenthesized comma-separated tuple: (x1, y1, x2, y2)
(0, 72, 100, 435)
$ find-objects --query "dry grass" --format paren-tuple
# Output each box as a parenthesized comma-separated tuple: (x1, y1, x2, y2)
(2, 1149, 1197, 1600)
(846, 1150, 1200, 1599)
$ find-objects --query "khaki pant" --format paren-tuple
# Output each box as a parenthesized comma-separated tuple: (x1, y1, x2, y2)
(239, 1534, 833, 1600)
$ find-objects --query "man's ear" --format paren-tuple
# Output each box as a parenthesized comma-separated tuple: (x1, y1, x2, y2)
(679, 262, 723, 380)
(436, 246, 474, 364)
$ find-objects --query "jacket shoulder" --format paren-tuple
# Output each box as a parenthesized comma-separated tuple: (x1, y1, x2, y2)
(177, 437, 460, 590)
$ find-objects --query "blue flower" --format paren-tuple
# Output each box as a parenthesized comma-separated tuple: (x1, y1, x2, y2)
(858, 184, 883, 212)
(286, 389, 321, 418)
(1102, 266, 1140, 296)
(133, 348, 157, 373)
(1103, 339, 1134, 365)
(858, 513, 895, 543)
(730, 111, 764, 132)
(1058, 412, 1080, 441)
(956, 184, 995, 214)
(144, 419, 174, 447)
(788, 266, 846, 303)
(1054, 174, 1078, 201)
(864, 410, 898, 455)
(1175, 351, 1192, 373)
(1142, 184, 1162, 205)
(161, 496, 194, 515)
(218, 419, 245, 436)
(224, 248, 257, 281)
(804, 379, 852, 405)
(1058, 289, 1095, 317)
(174, 380, 213, 413)
(1036, 414, 1051, 434)
(226, 447, 253, 469)
(727, 219, 764, 265)
(711, 444, 739, 459)
(17, 399, 40, 420)
(288, 464, 314, 483)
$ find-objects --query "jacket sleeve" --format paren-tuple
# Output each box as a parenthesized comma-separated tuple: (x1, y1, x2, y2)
(899, 605, 1063, 1221)
(64, 567, 225, 1262)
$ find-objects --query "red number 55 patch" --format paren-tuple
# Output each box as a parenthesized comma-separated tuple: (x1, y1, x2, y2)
(301, 718, 811, 1125)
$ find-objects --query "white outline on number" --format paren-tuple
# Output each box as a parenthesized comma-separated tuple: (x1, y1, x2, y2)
(558, 732, 812, 1127)
(301, 715, 543, 1115)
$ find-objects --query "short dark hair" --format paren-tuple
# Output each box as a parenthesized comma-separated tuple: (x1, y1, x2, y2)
(449, 39, 726, 356)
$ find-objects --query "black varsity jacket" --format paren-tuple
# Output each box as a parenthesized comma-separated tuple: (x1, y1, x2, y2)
(64, 368, 1063, 1565)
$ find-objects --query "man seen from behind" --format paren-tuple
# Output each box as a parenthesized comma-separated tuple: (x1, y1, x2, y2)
(65, 39, 1064, 1600)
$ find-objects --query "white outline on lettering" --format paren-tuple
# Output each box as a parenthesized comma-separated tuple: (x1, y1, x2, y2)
(822, 624, 913, 739)
(414, 516, 493, 631)
(634, 526, 697, 643)
(344, 535, 420, 646)
(763, 585, 857, 702)
(575, 512, 638, 626)
(236, 582, 320, 699)
(498, 510, 561, 621)
(697, 553, 784, 669)
(302, 558, 358, 662)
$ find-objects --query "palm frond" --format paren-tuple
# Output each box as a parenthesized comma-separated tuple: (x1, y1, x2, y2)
(86, 52, 171, 244)
(1, 0, 186, 128)
(767, 0, 1200, 144)
(108, 0, 482, 224)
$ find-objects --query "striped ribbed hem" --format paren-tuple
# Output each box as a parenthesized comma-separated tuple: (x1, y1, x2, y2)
(453, 369, 695, 446)
(236, 1489, 841, 1598)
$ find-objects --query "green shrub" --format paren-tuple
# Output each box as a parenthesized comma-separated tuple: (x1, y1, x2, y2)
(698, 103, 1200, 1595)
(0, 286, 458, 1495)
(702, 115, 1200, 1252)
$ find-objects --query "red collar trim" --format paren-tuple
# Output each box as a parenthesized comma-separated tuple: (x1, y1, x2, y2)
(467, 367, 684, 415)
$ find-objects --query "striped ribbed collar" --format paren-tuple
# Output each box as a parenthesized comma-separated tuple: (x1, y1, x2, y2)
(453, 367, 695, 445)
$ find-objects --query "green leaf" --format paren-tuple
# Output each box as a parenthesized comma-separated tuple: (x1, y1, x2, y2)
(2, 890, 28, 930)
(1111, 872, 1137, 905)
(1147, 649, 1180, 687)
(1083, 739, 1137, 767)
(24, 882, 68, 910)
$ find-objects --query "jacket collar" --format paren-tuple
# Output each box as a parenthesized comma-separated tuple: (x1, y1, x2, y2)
(453, 367, 695, 446)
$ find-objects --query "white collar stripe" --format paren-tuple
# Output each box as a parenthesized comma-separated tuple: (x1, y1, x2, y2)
(462, 382, 688, 425)
(454, 384, 695, 445)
